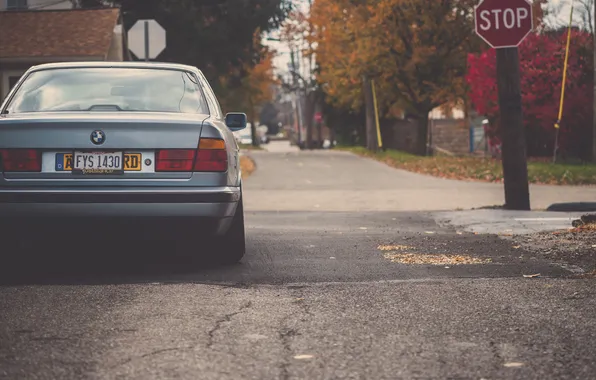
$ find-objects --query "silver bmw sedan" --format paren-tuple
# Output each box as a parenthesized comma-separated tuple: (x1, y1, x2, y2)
(0, 62, 248, 264)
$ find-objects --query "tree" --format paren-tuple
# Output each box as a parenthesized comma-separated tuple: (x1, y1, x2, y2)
(310, 0, 482, 155)
(77, 0, 291, 109)
(218, 32, 279, 147)
(466, 30, 594, 159)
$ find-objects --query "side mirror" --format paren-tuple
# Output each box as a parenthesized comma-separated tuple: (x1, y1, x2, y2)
(225, 112, 247, 131)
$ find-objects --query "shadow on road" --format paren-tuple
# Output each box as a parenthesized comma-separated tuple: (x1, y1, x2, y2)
(0, 220, 245, 287)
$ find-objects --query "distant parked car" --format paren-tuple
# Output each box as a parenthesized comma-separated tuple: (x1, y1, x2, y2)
(234, 128, 253, 145)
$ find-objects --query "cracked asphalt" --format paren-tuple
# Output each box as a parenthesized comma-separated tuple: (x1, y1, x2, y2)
(1, 142, 595, 379)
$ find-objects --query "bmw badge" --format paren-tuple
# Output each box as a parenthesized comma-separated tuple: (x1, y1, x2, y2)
(91, 130, 106, 145)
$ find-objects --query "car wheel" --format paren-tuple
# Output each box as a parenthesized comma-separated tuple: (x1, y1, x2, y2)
(216, 196, 246, 265)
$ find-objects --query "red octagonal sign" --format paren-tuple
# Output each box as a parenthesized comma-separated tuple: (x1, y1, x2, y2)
(475, 0, 534, 48)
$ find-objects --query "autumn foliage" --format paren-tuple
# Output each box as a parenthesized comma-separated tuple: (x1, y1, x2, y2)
(466, 29, 594, 158)
(307, 0, 566, 155)
(309, 0, 484, 154)
(218, 30, 278, 120)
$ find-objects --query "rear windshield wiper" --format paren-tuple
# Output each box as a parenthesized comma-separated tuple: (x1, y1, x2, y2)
(0, 109, 8, 115)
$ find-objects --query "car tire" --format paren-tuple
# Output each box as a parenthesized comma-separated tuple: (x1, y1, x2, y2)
(216, 195, 246, 265)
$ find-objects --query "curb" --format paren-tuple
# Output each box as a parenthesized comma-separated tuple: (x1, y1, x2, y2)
(546, 202, 596, 212)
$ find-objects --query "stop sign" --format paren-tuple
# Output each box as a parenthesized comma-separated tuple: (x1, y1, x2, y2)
(475, 0, 533, 48)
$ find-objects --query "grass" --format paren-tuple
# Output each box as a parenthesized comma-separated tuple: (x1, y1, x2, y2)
(240, 155, 256, 178)
(339, 146, 596, 186)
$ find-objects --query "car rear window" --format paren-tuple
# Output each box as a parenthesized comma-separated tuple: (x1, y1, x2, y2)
(3, 67, 210, 114)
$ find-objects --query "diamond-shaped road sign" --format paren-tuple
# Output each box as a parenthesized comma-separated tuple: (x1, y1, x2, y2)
(127, 19, 166, 60)
(474, 0, 533, 49)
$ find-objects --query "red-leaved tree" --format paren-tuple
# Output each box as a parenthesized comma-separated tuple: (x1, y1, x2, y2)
(466, 29, 594, 158)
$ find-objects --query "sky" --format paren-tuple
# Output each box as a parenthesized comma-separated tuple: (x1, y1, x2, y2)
(262, 0, 591, 75)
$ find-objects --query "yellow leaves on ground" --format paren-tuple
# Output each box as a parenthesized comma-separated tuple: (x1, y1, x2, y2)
(342, 146, 596, 186)
(377, 244, 413, 251)
(382, 252, 492, 265)
(377, 243, 491, 265)
(240, 156, 256, 178)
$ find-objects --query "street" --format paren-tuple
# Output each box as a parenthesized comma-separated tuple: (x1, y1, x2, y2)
(1, 142, 595, 380)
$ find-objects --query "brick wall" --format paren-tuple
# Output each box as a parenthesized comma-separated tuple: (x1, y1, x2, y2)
(430, 119, 470, 155)
(380, 118, 470, 155)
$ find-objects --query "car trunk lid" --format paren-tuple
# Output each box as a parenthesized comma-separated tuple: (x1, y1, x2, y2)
(0, 112, 208, 185)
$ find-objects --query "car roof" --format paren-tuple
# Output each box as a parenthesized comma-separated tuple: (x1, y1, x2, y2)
(27, 61, 201, 74)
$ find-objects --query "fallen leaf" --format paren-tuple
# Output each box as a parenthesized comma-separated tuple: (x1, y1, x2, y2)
(294, 355, 314, 360)
(382, 252, 491, 265)
(512, 245, 521, 249)
(424, 231, 435, 234)
(377, 244, 412, 251)
(523, 273, 541, 278)
(503, 362, 524, 368)
(329, 256, 336, 259)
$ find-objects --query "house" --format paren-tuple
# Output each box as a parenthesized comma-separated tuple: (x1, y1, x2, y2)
(0, 5, 130, 100)
(2, 0, 74, 11)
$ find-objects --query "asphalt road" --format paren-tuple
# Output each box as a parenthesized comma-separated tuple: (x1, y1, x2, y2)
(1, 142, 595, 380)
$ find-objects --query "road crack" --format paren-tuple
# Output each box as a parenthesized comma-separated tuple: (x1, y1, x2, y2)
(278, 325, 299, 380)
(278, 290, 313, 380)
(206, 301, 252, 349)
(109, 346, 194, 369)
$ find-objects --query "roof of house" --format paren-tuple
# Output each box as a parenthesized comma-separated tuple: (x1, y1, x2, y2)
(0, 8, 120, 59)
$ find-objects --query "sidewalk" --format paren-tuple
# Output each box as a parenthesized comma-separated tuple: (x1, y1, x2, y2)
(432, 209, 596, 275)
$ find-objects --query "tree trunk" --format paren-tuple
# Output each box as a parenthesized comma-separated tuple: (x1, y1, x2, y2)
(304, 92, 316, 150)
(249, 104, 259, 147)
(415, 113, 429, 156)
(362, 76, 378, 152)
(250, 122, 259, 147)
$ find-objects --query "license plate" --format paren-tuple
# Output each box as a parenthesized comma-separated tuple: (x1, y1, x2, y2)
(55, 153, 142, 173)
(73, 151, 123, 174)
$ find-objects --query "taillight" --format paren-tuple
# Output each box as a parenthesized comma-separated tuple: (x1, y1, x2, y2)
(194, 138, 227, 172)
(0, 149, 41, 172)
(154, 139, 228, 172)
(155, 149, 195, 171)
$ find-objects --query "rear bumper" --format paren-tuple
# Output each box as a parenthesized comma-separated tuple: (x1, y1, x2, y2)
(0, 186, 240, 219)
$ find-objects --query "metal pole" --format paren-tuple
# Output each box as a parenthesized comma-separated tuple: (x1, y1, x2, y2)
(144, 21, 149, 62)
(496, 47, 530, 210)
(371, 79, 383, 149)
(554, 1, 575, 163)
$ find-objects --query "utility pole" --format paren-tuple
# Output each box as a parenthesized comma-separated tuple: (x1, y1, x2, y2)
(362, 75, 379, 152)
(290, 50, 303, 147)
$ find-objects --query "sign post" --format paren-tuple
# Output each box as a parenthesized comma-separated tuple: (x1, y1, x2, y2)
(127, 19, 166, 61)
(475, 0, 533, 210)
